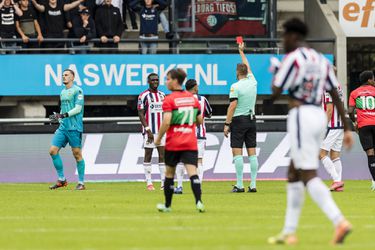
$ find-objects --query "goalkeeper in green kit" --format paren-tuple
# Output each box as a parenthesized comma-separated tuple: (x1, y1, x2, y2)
(48, 69, 86, 190)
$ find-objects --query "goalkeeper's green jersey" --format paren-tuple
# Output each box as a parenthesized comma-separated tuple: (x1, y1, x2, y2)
(59, 85, 84, 132)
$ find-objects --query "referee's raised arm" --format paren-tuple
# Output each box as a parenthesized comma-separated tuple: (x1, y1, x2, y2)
(238, 42, 252, 74)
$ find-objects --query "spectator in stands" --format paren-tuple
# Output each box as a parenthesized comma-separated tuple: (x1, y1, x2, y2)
(72, 7, 95, 53)
(31, 0, 85, 49)
(130, 0, 167, 54)
(122, 0, 137, 30)
(16, 0, 44, 50)
(0, 0, 23, 53)
(95, 0, 122, 17)
(158, 0, 170, 35)
(95, 0, 123, 50)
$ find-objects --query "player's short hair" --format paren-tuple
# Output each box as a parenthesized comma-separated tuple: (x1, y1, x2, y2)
(359, 70, 374, 84)
(185, 79, 197, 90)
(167, 68, 187, 85)
(236, 63, 248, 76)
(63, 69, 75, 77)
(147, 73, 158, 81)
(283, 18, 309, 38)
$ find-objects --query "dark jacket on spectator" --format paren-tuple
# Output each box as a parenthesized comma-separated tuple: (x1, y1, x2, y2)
(95, 4, 123, 38)
(129, 0, 166, 36)
(73, 15, 96, 45)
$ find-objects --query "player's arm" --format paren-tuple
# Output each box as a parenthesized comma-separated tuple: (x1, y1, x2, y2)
(270, 55, 297, 102)
(325, 103, 333, 124)
(270, 85, 283, 102)
(204, 98, 213, 119)
(64, 0, 85, 12)
(328, 88, 354, 149)
(138, 109, 154, 143)
(348, 106, 356, 123)
(137, 95, 154, 142)
(31, 0, 45, 12)
(348, 92, 357, 125)
(239, 42, 251, 74)
(324, 92, 334, 124)
(155, 112, 171, 146)
(66, 90, 84, 117)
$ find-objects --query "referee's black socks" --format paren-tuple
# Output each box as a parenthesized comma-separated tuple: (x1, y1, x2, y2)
(367, 155, 375, 180)
(190, 175, 202, 204)
(164, 177, 174, 208)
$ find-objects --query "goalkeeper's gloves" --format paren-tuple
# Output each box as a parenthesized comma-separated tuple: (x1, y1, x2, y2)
(49, 112, 68, 123)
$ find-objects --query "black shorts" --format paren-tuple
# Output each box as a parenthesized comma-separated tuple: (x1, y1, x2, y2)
(358, 125, 375, 151)
(165, 150, 198, 167)
(230, 115, 256, 148)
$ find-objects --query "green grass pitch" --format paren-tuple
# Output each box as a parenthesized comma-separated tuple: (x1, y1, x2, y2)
(0, 181, 373, 250)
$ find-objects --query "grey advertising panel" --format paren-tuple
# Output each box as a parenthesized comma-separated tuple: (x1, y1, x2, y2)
(0, 132, 370, 182)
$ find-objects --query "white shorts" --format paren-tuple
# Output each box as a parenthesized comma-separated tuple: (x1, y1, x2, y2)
(143, 134, 165, 149)
(320, 129, 344, 152)
(197, 139, 206, 159)
(287, 105, 327, 170)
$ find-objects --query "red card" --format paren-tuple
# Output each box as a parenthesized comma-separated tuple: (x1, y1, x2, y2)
(236, 36, 243, 44)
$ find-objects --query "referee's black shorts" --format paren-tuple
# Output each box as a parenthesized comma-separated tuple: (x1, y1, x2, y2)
(230, 115, 256, 148)
(358, 125, 375, 151)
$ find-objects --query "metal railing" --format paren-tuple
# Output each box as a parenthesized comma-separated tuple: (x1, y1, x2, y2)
(0, 37, 335, 54)
(0, 115, 288, 124)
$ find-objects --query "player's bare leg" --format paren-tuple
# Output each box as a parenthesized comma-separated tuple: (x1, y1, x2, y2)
(72, 147, 85, 190)
(157, 165, 176, 212)
(186, 164, 204, 212)
(157, 146, 166, 190)
(49, 146, 68, 190)
(365, 148, 375, 190)
(144, 148, 154, 191)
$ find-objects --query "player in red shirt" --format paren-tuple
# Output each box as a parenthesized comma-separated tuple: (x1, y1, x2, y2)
(154, 68, 205, 212)
(348, 70, 375, 190)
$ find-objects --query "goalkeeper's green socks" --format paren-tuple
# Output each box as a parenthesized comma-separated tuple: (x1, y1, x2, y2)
(234, 155, 244, 189)
(51, 154, 65, 181)
(77, 159, 85, 184)
(249, 155, 258, 189)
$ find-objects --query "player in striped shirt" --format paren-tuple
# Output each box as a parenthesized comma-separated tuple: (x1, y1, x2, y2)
(268, 18, 353, 245)
(319, 78, 345, 191)
(137, 73, 166, 191)
(174, 79, 213, 194)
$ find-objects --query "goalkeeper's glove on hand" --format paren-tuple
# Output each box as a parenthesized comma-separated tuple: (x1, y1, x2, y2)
(49, 112, 68, 123)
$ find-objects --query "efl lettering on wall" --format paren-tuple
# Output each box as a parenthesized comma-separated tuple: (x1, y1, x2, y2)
(339, 0, 375, 37)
